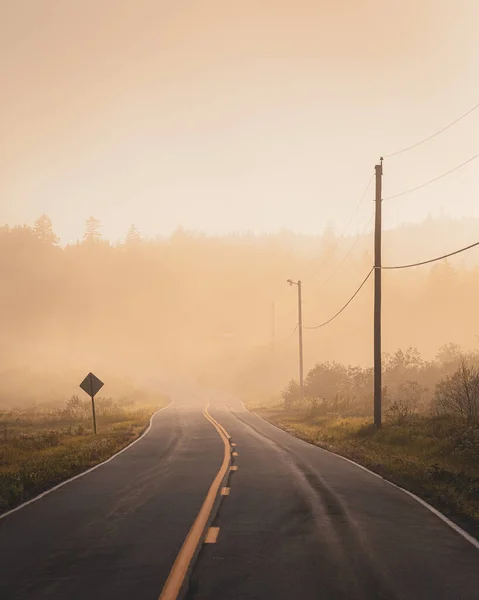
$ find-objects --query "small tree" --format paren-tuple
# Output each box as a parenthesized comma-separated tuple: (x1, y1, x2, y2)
(64, 395, 88, 420)
(33, 214, 59, 245)
(436, 342, 462, 367)
(396, 380, 426, 413)
(83, 216, 102, 243)
(386, 381, 425, 423)
(305, 361, 349, 401)
(435, 360, 479, 427)
(282, 379, 301, 410)
(126, 224, 142, 246)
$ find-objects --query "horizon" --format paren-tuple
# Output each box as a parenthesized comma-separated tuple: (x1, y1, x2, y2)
(3, 211, 479, 247)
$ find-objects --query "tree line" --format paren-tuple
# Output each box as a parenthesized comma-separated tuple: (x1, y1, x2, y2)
(1, 213, 479, 406)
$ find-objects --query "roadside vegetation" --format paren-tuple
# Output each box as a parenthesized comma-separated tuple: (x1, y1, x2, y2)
(0, 393, 169, 514)
(253, 343, 479, 539)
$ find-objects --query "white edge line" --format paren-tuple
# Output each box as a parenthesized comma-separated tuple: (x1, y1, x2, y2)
(247, 406, 479, 551)
(0, 400, 174, 521)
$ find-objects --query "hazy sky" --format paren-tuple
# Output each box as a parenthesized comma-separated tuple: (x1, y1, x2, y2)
(1, 1, 478, 244)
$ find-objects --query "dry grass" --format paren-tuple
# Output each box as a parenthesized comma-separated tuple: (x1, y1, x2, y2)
(0, 395, 169, 514)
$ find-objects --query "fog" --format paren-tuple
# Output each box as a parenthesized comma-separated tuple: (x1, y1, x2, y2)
(2, 1, 479, 407)
(1, 214, 478, 407)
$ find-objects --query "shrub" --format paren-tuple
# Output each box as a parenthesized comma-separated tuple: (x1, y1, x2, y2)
(64, 394, 89, 420)
(452, 428, 479, 457)
(435, 360, 479, 427)
(282, 379, 301, 409)
(386, 400, 412, 425)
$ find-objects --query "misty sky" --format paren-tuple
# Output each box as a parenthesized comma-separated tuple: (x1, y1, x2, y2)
(1, 1, 479, 244)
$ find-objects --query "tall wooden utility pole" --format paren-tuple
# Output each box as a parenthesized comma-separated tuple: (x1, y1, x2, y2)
(287, 279, 304, 399)
(374, 159, 383, 428)
(271, 301, 275, 356)
(298, 281, 304, 398)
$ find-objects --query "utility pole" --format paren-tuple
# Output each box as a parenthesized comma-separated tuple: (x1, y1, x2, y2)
(298, 281, 303, 398)
(271, 301, 275, 356)
(374, 159, 383, 428)
(287, 279, 304, 399)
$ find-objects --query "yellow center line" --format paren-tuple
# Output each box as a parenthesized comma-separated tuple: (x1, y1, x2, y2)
(205, 527, 220, 543)
(214, 420, 231, 441)
(158, 405, 231, 600)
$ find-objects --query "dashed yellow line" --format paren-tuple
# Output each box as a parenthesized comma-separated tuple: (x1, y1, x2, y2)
(221, 487, 230, 496)
(232, 451, 238, 457)
(230, 465, 238, 471)
(158, 406, 231, 600)
(205, 527, 220, 543)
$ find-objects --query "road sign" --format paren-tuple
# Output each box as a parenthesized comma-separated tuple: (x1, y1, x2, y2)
(79, 373, 104, 435)
(80, 372, 104, 398)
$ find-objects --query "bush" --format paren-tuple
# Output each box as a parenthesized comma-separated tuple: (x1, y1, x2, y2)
(75, 424, 86, 436)
(386, 400, 412, 425)
(452, 428, 479, 457)
(282, 379, 301, 409)
(435, 360, 479, 427)
(64, 394, 89, 420)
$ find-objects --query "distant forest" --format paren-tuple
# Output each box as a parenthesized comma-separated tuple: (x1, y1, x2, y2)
(1, 214, 478, 405)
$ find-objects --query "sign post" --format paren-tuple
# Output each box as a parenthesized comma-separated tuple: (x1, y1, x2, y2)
(79, 372, 104, 435)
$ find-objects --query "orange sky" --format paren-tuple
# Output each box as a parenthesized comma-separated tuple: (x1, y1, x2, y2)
(1, 0, 478, 243)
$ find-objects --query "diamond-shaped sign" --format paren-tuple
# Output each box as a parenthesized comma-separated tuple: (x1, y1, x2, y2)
(80, 372, 104, 398)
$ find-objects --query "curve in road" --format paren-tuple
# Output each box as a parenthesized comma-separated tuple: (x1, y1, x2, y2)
(186, 398, 479, 600)
(0, 397, 226, 600)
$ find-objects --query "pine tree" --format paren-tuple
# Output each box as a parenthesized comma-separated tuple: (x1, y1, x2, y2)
(83, 216, 102, 243)
(33, 214, 59, 245)
(126, 224, 142, 246)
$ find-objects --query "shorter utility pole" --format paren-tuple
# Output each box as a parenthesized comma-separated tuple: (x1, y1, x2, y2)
(271, 301, 275, 356)
(374, 159, 383, 429)
(287, 279, 304, 399)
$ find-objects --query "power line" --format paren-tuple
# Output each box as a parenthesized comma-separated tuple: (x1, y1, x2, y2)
(316, 210, 374, 291)
(275, 324, 298, 344)
(302, 174, 373, 283)
(383, 100, 479, 158)
(384, 152, 479, 200)
(339, 174, 374, 237)
(303, 267, 374, 330)
(381, 240, 479, 270)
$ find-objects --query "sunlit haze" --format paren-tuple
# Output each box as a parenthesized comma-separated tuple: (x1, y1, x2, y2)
(2, 1, 479, 408)
(2, 1, 479, 243)
(3, 5, 479, 594)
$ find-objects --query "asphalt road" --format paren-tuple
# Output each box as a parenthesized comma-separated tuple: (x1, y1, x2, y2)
(0, 396, 223, 600)
(189, 395, 479, 600)
(1, 391, 478, 600)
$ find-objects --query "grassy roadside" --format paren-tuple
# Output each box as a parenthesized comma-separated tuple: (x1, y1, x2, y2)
(0, 397, 169, 514)
(253, 403, 479, 541)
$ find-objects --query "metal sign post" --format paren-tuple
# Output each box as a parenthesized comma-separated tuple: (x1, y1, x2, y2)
(79, 372, 104, 435)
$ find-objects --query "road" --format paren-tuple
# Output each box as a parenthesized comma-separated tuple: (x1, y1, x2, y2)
(0, 397, 223, 600)
(1, 391, 478, 600)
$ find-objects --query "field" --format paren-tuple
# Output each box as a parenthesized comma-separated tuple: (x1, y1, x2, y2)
(253, 402, 479, 540)
(0, 394, 169, 514)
